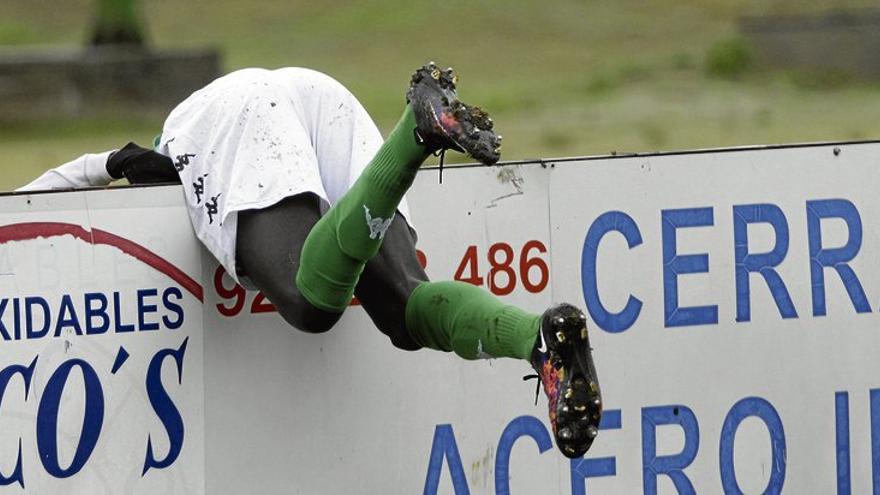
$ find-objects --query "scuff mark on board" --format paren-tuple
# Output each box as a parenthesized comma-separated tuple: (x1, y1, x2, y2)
(486, 166, 525, 208)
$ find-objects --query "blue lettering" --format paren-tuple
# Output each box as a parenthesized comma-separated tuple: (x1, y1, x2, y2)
(495, 416, 551, 494)
(571, 409, 622, 495)
(581, 211, 643, 333)
(0, 299, 10, 341)
(162, 287, 185, 330)
(806, 199, 870, 316)
(111, 346, 130, 375)
(54, 294, 82, 337)
(423, 424, 470, 495)
(719, 397, 786, 495)
(143, 338, 188, 475)
(113, 292, 135, 333)
(137, 289, 160, 331)
(0, 356, 37, 488)
(36, 359, 104, 478)
(836, 391, 850, 495)
(642, 405, 699, 495)
(12, 298, 20, 340)
(25, 297, 50, 339)
(733, 204, 797, 322)
(84, 293, 110, 335)
(870, 389, 880, 493)
(661, 208, 718, 327)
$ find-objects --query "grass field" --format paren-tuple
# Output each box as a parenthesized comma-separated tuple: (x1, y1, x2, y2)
(2, 0, 879, 190)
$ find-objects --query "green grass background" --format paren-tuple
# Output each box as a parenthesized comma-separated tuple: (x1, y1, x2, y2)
(2, 0, 879, 190)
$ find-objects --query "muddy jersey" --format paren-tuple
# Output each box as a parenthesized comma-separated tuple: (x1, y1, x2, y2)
(156, 67, 411, 283)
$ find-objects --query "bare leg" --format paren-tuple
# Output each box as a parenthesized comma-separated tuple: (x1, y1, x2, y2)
(235, 192, 427, 348)
(235, 193, 341, 334)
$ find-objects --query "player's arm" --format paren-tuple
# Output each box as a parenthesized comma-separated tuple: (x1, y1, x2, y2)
(16, 142, 179, 192)
(16, 150, 116, 192)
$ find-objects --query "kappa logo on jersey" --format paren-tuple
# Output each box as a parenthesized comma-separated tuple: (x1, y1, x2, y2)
(363, 205, 392, 240)
(174, 153, 197, 172)
(193, 174, 209, 204)
(205, 193, 222, 224)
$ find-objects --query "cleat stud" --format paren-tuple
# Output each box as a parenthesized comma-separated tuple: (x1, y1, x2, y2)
(565, 388, 574, 399)
(556, 331, 566, 343)
(592, 397, 601, 407)
(564, 446, 576, 455)
(431, 68, 441, 80)
(452, 75, 459, 85)
(574, 405, 586, 412)
(562, 405, 571, 414)
(589, 381, 598, 393)
(555, 316, 566, 326)
(587, 426, 599, 438)
(581, 327, 588, 340)
(559, 428, 573, 440)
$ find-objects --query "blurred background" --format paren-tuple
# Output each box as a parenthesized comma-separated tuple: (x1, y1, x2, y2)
(1, 0, 878, 191)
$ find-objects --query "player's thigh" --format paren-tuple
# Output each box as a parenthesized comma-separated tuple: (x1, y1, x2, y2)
(236, 193, 341, 333)
(355, 214, 429, 350)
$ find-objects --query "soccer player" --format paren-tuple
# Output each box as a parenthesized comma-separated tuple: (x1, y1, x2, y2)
(18, 63, 602, 457)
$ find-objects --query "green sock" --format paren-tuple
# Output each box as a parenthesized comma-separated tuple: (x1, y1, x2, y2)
(296, 105, 429, 312)
(404, 281, 540, 361)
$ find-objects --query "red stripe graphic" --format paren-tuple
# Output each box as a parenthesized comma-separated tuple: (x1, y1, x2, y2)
(0, 222, 203, 302)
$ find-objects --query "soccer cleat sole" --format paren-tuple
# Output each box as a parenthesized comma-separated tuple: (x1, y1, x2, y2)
(445, 101, 501, 165)
(547, 305, 602, 458)
(408, 62, 502, 165)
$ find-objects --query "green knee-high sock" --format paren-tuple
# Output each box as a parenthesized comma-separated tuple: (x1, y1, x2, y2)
(405, 281, 540, 361)
(297, 106, 429, 312)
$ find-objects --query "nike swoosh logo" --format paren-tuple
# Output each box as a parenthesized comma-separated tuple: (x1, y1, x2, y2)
(537, 329, 548, 353)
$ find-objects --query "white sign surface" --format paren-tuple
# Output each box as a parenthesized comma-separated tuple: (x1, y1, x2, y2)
(0, 187, 204, 494)
(0, 142, 878, 494)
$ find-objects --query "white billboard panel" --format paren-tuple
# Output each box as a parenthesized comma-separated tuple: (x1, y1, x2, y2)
(547, 143, 880, 494)
(0, 141, 878, 494)
(0, 187, 204, 494)
(202, 164, 556, 494)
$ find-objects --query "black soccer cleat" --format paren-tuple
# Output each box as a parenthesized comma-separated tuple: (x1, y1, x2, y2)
(406, 62, 502, 165)
(530, 303, 602, 458)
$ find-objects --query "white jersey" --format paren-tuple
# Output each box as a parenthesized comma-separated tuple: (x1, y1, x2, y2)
(156, 67, 411, 282)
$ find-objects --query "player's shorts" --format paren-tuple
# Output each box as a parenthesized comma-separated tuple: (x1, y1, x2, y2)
(156, 67, 411, 283)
